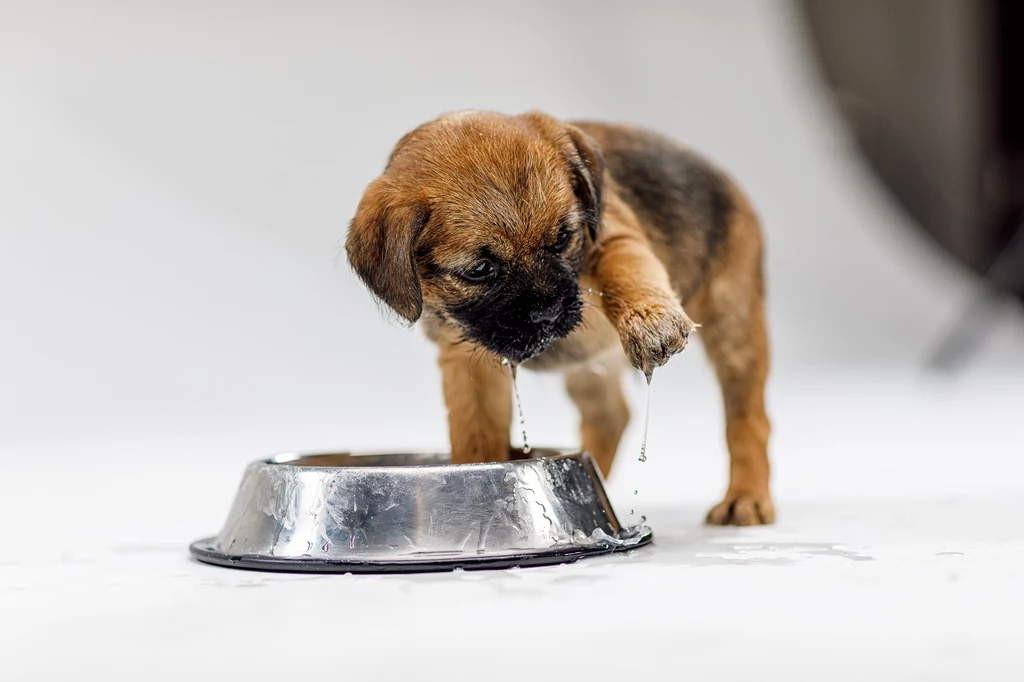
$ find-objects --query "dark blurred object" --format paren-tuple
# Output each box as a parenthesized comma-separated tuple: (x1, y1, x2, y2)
(800, 0, 1023, 369)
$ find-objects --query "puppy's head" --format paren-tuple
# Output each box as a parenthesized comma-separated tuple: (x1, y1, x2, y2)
(346, 111, 604, 363)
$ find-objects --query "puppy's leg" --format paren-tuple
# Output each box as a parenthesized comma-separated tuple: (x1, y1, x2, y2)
(437, 334, 513, 464)
(700, 211, 774, 526)
(593, 202, 697, 375)
(565, 361, 630, 478)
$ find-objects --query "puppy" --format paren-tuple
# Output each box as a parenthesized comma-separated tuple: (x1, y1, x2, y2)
(346, 110, 773, 525)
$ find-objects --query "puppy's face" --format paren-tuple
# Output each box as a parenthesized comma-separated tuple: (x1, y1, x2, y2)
(346, 111, 604, 363)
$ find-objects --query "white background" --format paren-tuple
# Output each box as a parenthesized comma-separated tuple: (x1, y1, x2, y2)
(2, 2, 1023, 680)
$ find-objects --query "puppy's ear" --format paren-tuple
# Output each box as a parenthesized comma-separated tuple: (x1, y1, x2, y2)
(520, 111, 605, 241)
(563, 125, 604, 242)
(345, 178, 427, 323)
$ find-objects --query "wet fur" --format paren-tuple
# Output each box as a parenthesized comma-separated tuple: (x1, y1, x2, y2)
(347, 110, 774, 525)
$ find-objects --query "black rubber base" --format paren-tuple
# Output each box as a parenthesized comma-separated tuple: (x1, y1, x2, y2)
(189, 534, 652, 575)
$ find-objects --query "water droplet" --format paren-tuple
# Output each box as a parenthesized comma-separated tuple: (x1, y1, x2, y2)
(500, 357, 509, 366)
(321, 542, 329, 553)
(634, 490, 638, 495)
(630, 509, 634, 515)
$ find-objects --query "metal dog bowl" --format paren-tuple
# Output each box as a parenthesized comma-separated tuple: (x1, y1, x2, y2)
(190, 448, 651, 573)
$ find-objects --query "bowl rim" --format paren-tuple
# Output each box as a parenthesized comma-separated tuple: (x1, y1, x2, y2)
(265, 447, 588, 470)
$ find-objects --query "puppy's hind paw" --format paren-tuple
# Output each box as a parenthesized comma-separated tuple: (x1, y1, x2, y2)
(706, 490, 775, 526)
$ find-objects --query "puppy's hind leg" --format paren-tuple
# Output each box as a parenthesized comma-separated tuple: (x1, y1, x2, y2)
(437, 331, 513, 465)
(565, 359, 630, 478)
(699, 206, 774, 526)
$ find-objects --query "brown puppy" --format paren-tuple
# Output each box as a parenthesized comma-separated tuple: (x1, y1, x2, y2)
(346, 110, 773, 525)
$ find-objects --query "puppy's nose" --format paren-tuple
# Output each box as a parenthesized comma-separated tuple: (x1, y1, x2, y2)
(529, 301, 563, 324)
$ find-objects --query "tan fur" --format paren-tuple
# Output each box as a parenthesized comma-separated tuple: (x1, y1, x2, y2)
(347, 111, 774, 525)
(688, 188, 774, 524)
(564, 357, 631, 477)
(435, 324, 513, 464)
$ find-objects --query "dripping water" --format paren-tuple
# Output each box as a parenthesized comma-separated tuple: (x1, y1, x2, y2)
(638, 371, 652, 463)
(506, 359, 531, 455)
(628, 372, 655, 519)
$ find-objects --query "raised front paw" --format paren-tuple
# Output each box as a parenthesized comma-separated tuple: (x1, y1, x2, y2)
(617, 302, 696, 375)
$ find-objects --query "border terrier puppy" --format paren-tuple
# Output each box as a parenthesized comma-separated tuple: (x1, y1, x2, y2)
(346, 111, 773, 525)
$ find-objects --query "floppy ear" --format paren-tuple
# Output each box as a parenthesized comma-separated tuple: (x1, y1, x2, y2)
(345, 178, 428, 323)
(563, 124, 605, 243)
(520, 111, 605, 242)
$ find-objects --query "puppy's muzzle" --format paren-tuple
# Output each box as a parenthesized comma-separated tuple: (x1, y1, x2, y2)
(528, 300, 564, 325)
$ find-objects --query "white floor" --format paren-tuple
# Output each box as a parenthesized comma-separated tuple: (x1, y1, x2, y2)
(4, 367, 1023, 681)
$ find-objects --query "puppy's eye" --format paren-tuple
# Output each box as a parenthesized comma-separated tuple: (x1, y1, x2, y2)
(552, 226, 573, 252)
(462, 260, 495, 282)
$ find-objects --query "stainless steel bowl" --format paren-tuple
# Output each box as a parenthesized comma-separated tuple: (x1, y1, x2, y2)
(190, 449, 651, 573)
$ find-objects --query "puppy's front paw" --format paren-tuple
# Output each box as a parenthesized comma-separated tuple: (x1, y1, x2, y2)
(617, 302, 696, 375)
(706, 489, 775, 526)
